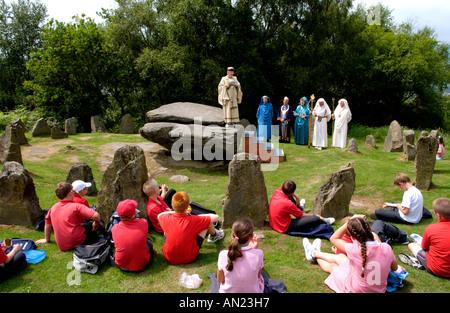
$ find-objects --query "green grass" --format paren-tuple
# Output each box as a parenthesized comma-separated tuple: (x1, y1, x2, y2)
(0, 127, 449, 293)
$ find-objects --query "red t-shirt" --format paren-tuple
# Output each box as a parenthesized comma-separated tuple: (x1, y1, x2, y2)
(147, 196, 169, 233)
(158, 213, 211, 265)
(0, 247, 7, 264)
(45, 200, 97, 251)
(422, 219, 450, 277)
(269, 187, 303, 233)
(73, 194, 89, 208)
(112, 218, 150, 271)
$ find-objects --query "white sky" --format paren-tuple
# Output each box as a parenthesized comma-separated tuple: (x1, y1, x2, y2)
(6, 0, 450, 44)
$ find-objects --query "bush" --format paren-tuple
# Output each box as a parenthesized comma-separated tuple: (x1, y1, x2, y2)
(0, 106, 45, 132)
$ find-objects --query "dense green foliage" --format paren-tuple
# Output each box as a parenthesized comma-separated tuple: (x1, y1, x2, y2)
(0, 0, 449, 132)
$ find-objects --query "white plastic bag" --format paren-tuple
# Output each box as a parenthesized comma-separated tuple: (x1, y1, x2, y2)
(179, 272, 203, 289)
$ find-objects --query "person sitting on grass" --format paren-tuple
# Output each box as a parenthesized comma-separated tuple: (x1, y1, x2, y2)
(304, 214, 398, 293)
(143, 177, 175, 233)
(71, 180, 92, 208)
(0, 240, 27, 282)
(407, 198, 450, 279)
(371, 173, 426, 224)
(158, 191, 224, 265)
(36, 182, 106, 251)
(111, 199, 152, 272)
(269, 180, 335, 235)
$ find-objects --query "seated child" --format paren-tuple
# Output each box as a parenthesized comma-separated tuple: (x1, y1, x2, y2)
(111, 199, 152, 272)
(372, 173, 424, 224)
(269, 180, 335, 235)
(72, 180, 92, 208)
(407, 198, 450, 278)
(217, 218, 264, 293)
(143, 177, 174, 233)
(0, 241, 27, 282)
(158, 192, 224, 265)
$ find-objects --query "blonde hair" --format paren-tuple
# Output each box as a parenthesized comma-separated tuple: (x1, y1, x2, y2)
(143, 178, 159, 195)
(393, 173, 411, 186)
(433, 198, 450, 219)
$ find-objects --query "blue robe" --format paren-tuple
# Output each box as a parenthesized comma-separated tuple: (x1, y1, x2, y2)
(294, 98, 310, 145)
(277, 105, 293, 143)
(256, 96, 274, 141)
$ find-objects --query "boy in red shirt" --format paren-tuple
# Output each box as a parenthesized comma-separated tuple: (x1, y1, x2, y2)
(408, 198, 450, 278)
(269, 180, 334, 234)
(143, 177, 174, 233)
(158, 192, 224, 265)
(111, 199, 152, 272)
(72, 180, 92, 208)
(36, 182, 104, 251)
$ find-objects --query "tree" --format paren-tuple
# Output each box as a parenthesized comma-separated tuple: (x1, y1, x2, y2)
(0, 0, 47, 110)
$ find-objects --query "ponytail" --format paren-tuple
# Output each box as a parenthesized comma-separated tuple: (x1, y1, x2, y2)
(226, 218, 254, 272)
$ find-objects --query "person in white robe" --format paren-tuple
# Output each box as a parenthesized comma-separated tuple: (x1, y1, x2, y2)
(332, 99, 352, 148)
(218, 67, 243, 126)
(312, 98, 331, 150)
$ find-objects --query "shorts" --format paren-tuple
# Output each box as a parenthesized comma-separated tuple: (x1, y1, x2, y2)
(417, 250, 450, 279)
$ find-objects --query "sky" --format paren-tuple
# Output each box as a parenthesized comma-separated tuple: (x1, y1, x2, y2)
(6, 0, 450, 44)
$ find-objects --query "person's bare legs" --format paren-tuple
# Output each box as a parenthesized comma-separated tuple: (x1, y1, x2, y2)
(313, 250, 348, 274)
(408, 242, 422, 257)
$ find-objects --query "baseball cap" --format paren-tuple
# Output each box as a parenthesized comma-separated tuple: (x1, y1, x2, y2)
(72, 180, 92, 193)
(117, 199, 137, 219)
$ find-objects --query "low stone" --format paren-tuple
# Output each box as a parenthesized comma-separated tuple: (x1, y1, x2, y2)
(91, 115, 107, 133)
(364, 135, 376, 149)
(402, 130, 416, 161)
(66, 162, 98, 196)
(10, 119, 28, 145)
(384, 120, 403, 152)
(0, 162, 43, 226)
(169, 175, 190, 183)
(0, 125, 22, 165)
(65, 117, 78, 135)
(32, 118, 51, 137)
(312, 166, 356, 219)
(120, 114, 134, 134)
(347, 138, 358, 153)
(222, 153, 269, 228)
(51, 126, 68, 139)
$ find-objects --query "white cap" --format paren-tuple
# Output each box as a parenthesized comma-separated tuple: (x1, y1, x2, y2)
(72, 180, 92, 193)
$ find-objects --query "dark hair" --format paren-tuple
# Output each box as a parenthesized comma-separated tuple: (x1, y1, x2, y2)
(282, 180, 296, 195)
(393, 173, 411, 186)
(226, 218, 254, 272)
(55, 182, 73, 200)
(347, 218, 375, 278)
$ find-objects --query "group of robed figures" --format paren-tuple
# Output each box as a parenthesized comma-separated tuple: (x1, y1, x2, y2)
(256, 95, 352, 149)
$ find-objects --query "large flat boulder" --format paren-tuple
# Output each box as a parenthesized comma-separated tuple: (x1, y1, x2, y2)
(146, 102, 225, 126)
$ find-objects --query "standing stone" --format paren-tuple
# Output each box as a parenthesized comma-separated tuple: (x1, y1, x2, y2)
(91, 115, 107, 133)
(364, 135, 376, 149)
(347, 138, 358, 153)
(402, 129, 416, 161)
(120, 114, 134, 134)
(51, 126, 68, 139)
(66, 162, 98, 196)
(97, 145, 149, 221)
(415, 130, 439, 190)
(0, 125, 22, 165)
(32, 118, 51, 137)
(222, 153, 269, 228)
(10, 119, 28, 145)
(65, 117, 78, 135)
(384, 120, 403, 152)
(312, 166, 356, 219)
(0, 162, 43, 226)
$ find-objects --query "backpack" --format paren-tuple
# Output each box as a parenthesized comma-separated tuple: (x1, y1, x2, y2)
(1, 238, 38, 253)
(73, 238, 112, 274)
(106, 209, 141, 236)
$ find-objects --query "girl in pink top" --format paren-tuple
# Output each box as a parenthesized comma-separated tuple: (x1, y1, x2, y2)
(217, 218, 264, 293)
(312, 215, 398, 293)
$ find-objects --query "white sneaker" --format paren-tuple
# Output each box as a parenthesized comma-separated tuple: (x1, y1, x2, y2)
(324, 217, 335, 225)
(312, 238, 322, 253)
(300, 199, 306, 208)
(208, 228, 225, 243)
(302, 238, 315, 262)
(410, 233, 423, 245)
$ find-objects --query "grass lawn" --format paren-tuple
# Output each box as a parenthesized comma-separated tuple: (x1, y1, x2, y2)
(0, 125, 449, 294)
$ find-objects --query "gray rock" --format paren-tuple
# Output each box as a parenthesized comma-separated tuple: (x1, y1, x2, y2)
(65, 117, 78, 135)
(364, 135, 376, 149)
(10, 119, 28, 145)
(146, 102, 225, 126)
(415, 130, 439, 190)
(402, 129, 416, 161)
(97, 145, 149, 221)
(66, 162, 98, 196)
(120, 114, 134, 134)
(312, 166, 356, 219)
(169, 175, 190, 183)
(347, 138, 358, 153)
(0, 162, 43, 226)
(91, 115, 107, 133)
(222, 153, 269, 228)
(384, 120, 403, 152)
(32, 118, 51, 137)
(51, 126, 68, 139)
(0, 125, 22, 165)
